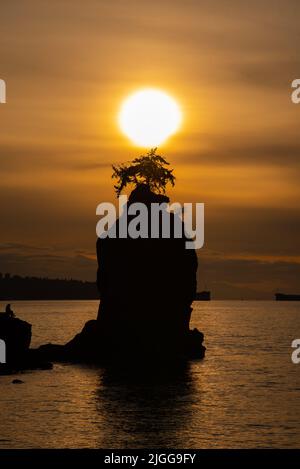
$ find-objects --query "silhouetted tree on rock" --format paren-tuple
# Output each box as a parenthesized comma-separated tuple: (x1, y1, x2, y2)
(112, 148, 175, 196)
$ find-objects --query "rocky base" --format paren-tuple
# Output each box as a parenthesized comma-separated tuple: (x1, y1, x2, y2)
(0, 349, 53, 375)
(35, 319, 206, 366)
(1, 312, 205, 374)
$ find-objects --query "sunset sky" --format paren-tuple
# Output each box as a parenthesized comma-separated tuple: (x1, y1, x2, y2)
(0, 0, 300, 298)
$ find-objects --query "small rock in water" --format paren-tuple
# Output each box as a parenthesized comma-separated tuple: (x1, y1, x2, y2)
(12, 379, 24, 384)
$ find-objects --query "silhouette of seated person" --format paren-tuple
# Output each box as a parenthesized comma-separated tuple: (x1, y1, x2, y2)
(5, 303, 15, 319)
(96, 184, 197, 357)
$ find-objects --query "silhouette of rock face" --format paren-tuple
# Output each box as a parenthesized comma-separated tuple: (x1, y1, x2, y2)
(36, 186, 205, 365)
(95, 185, 204, 360)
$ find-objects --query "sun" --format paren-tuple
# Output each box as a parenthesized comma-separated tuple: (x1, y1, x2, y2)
(118, 88, 182, 147)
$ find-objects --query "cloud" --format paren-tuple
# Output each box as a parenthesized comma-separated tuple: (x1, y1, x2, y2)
(0, 143, 111, 172)
(1, 242, 300, 299)
(173, 139, 300, 167)
(234, 59, 300, 89)
(0, 243, 97, 281)
(197, 251, 300, 299)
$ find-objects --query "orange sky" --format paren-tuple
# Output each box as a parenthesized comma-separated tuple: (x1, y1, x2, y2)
(1, 0, 300, 298)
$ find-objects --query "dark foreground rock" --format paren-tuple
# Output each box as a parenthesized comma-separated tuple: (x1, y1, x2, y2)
(0, 313, 52, 375)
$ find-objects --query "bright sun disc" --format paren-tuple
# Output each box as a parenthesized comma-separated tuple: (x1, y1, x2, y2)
(119, 89, 182, 147)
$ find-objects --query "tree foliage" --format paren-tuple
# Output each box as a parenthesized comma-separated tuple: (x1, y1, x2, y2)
(112, 148, 176, 196)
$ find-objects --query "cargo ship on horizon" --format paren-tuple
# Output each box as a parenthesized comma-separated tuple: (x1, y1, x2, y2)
(275, 293, 300, 301)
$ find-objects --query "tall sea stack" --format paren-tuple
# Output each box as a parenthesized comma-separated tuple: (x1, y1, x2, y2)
(44, 184, 206, 364)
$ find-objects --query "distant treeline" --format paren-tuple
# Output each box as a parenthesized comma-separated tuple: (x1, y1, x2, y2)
(0, 273, 99, 301)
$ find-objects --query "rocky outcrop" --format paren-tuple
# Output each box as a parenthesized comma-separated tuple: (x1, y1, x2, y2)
(0, 313, 52, 374)
(0, 313, 31, 360)
(37, 320, 205, 365)
(1, 184, 205, 373)
(36, 185, 206, 366)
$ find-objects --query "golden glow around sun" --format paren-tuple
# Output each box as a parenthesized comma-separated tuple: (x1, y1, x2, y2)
(118, 88, 182, 147)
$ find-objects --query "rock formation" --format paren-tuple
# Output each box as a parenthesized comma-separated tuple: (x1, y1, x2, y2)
(0, 312, 52, 374)
(37, 185, 205, 365)
(1, 177, 205, 375)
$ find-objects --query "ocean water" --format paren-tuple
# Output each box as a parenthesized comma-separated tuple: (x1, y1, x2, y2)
(0, 300, 300, 448)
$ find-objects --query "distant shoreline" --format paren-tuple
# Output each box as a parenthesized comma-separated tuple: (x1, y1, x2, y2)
(0, 274, 283, 301)
(0, 298, 279, 303)
(0, 274, 99, 301)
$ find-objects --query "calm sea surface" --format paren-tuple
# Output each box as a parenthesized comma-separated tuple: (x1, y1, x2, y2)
(1, 300, 300, 448)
